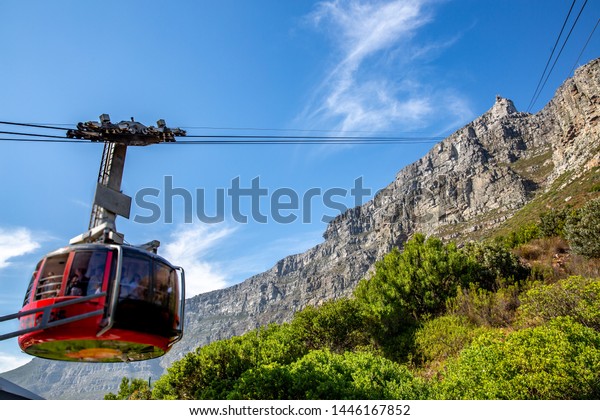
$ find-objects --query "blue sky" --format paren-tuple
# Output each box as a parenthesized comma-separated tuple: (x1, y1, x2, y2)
(0, 0, 598, 372)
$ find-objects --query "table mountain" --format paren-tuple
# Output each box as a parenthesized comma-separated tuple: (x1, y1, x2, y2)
(3, 57, 599, 400)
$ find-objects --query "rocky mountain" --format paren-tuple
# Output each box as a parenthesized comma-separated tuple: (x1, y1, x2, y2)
(2, 58, 599, 400)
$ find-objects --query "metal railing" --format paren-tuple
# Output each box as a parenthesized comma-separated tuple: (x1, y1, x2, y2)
(0, 292, 107, 341)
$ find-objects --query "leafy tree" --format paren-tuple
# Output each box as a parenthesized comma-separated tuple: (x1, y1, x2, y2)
(565, 199, 600, 258)
(104, 377, 152, 400)
(435, 317, 600, 399)
(354, 234, 480, 335)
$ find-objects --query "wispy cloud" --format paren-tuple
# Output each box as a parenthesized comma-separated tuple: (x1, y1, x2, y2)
(0, 351, 32, 374)
(161, 224, 236, 297)
(0, 227, 40, 270)
(301, 0, 472, 134)
(227, 229, 324, 281)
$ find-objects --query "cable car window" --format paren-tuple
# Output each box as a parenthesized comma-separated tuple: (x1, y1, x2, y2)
(154, 262, 180, 329)
(23, 260, 42, 306)
(113, 250, 180, 338)
(119, 254, 152, 301)
(34, 254, 68, 301)
(66, 250, 108, 296)
(154, 262, 172, 307)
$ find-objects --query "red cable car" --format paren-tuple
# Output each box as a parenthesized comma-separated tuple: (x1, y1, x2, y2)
(0, 115, 189, 362)
(17, 243, 185, 362)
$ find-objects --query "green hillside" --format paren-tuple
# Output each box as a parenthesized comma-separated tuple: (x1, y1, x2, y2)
(105, 198, 600, 400)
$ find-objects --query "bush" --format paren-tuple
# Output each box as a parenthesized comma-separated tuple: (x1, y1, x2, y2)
(463, 242, 530, 289)
(448, 283, 521, 328)
(290, 298, 370, 353)
(565, 199, 600, 258)
(413, 315, 488, 364)
(353, 234, 484, 360)
(500, 223, 541, 249)
(231, 350, 430, 400)
(104, 377, 152, 400)
(539, 208, 569, 238)
(152, 323, 308, 400)
(517, 276, 600, 331)
(435, 317, 600, 399)
(354, 234, 479, 326)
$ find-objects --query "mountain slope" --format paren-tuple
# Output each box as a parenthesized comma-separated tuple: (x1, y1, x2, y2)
(3, 57, 599, 400)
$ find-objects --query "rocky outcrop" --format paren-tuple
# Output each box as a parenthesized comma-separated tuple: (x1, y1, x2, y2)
(3, 58, 599, 400)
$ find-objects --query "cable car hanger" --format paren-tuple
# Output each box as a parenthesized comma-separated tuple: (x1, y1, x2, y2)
(0, 115, 187, 363)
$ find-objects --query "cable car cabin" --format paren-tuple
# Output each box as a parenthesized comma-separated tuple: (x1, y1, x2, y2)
(18, 244, 185, 363)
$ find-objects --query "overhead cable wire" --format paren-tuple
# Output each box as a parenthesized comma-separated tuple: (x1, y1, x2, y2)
(0, 135, 439, 145)
(0, 130, 71, 139)
(0, 120, 71, 131)
(182, 134, 443, 141)
(526, 0, 577, 113)
(169, 140, 437, 145)
(0, 136, 438, 145)
(181, 125, 434, 136)
(0, 127, 443, 145)
(0, 137, 89, 144)
(568, 17, 600, 77)
(528, 0, 589, 112)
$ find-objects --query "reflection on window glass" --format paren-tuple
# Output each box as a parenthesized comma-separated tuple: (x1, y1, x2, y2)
(67, 251, 107, 297)
(35, 254, 68, 301)
(114, 250, 182, 337)
(120, 255, 151, 301)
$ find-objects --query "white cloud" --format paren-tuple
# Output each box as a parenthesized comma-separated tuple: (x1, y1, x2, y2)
(226, 229, 324, 280)
(0, 351, 32, 374)
(161, 224, 236, 297)
(303, 0, 473, 133)
(0, 227, 40, 270)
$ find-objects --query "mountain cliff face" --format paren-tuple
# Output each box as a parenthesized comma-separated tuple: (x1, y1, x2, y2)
(3, 58, 599, 400)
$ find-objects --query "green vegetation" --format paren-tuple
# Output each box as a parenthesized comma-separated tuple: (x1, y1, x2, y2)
(490, 166, 600, 242)
(106, 208, 600, 400)
(230, 350, 429, 400)
(565, 198, 600, 258)
(105, 377, 152, 400)
(435, 317, 600, 399)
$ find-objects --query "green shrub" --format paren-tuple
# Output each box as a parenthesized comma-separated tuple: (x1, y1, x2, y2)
(463, 242, 530, 289)
(104, 377, 152, 400)
(413, 315, 488, 364)
(290, 298, 370, 353)
(517, 276, 600, 331)
(435, 317, 600, 399)
(448, 283, 521, 328)
(353, 234, 484, 360)
(539, 208, 569, 238)
(231, 350, 429, 400)
(500, 223, 541, 249)
(354, 234, 479, 326)
(152, 323, 308, 400)
(565, 199, 600, 258)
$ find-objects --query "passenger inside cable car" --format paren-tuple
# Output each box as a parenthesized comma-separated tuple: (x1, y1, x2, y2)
(18, 244, 184, 362)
